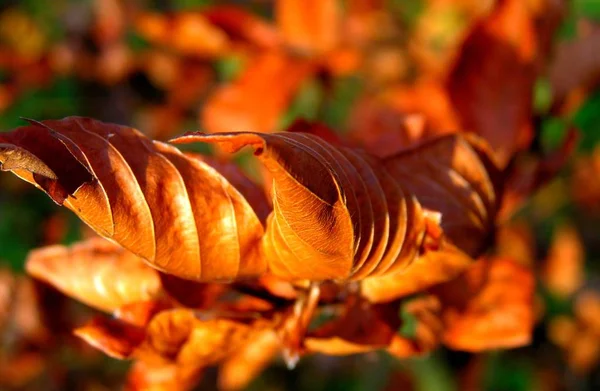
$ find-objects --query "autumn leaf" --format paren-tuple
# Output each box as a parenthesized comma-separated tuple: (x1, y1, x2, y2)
(75, 308, 269, 366)
(432, 257, 535, 351)
(203, 6, 281, 49)
(174, 129, 501, 283)
(26, 238, 163, 313)
(447, 0, 538, 167)
(275, 0, 340, 55)
(542, 225, 585, 298)
(134, 12, 230, 58)
(305, 295, 443, 358)
(0, 117, 267, 282)
(202, 51, 315, 134)
(218, 329, 281, 391)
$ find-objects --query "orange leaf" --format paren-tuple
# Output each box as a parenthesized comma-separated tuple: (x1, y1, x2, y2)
(125, 360, 203, 391)
(275, 0, 340, 54)
(202, 51, 315, 134)
(0, 117, 266, 282)
(542, 225, 585, 297)
(26, 238, 162, 313)
(447, 0, 537, 167)
(173, 128, 500, 283)
(203, 6, 281, 49)
(134, 12, 230, 58)
(360, 242, 475, 302)
(305, 296, 443, 357)
(75, 309, 269, 367)
(433, 257, 535, 351)
(218, 330, 280, 391)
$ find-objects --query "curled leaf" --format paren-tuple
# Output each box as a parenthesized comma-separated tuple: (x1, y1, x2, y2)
(26, 238, 162, 313)
(305, 295, 443, 357)
(173, 129, 500, 282)
(2, 117, 266, 282)
(75, 309, 269, 367)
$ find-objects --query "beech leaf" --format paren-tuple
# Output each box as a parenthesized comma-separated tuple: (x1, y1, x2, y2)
(173, 129, 501, 282)
(26, 238, 163, 313)
(432, 257, 535, 351)
(1, 117, 266, 282)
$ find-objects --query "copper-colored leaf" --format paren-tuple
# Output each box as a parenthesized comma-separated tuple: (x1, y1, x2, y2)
(125, 360, 203, 391)
(203, 6, 281, 49)
(433, 257, 535, 351)
(75, 316, 146, 359)
(447, 0, 537, 167)
(75, 309, 268, 367)
(218, 329, 280, 391)
(134, 12, 230, 58)
(173, 129, 500, 283)
(1, 117, 266, 282)
(305, 295, 443, 357)
(360, 242, 475, 303)
(542, 225, 585, 297)
(26, 238, 163, 313)
(275, 0, 340, 54)
(202, 51, 315, 134)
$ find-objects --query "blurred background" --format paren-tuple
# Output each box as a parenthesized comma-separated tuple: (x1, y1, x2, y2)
(1, 0, 600, 390)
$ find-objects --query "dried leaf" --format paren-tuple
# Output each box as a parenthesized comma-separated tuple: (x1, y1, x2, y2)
(1, 117, 266, 282)
(134, 12, 230, 58)
(447, 0, 537, 167)
(126, 360, 203, 391)
(75, 309, 268, 367)
(174, 129, 500, 283)
(203, 6, 281, 49)
(305, 299, 400, 355)
(218, 330, 280, 391)
(275, 0, 340, 54)
(433, 257, 535, 351)
(26, 238, 163, 313)
(202, 51, 315, 134)
(360, 243, 475, 303)
(305, 295, 443, 357)
(542, 225, 585, 297)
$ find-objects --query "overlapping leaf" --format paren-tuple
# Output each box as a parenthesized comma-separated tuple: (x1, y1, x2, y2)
(75, 308, 269, 365)
(1, 117, 500, 290)
(174, 128, 501, 282)
(0, 117, 266, 282)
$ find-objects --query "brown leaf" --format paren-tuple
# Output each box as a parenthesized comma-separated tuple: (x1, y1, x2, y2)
(1, 118, 266, 282)
(305, 295, 443, 357)
(202, 51, 315, 134)
(134, 12, 230, 58)
(125, 360, 203, 391)
(203, 6, 281, 49)
(218, 329, 280, 391)
(275, 0, 340, 55)
(447, 0, 537, 167)
(75, 316, 146, 359)
(26, 238, 163, 313)
(305, 299, 400, 355)
(75, 309, 269, 367)
(158, 273, 227, 309)
(542, 225, 585, 297)
(433, 257, 535, 351)
(173, 129, 500, 283)
(360, 242, 475, 303)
